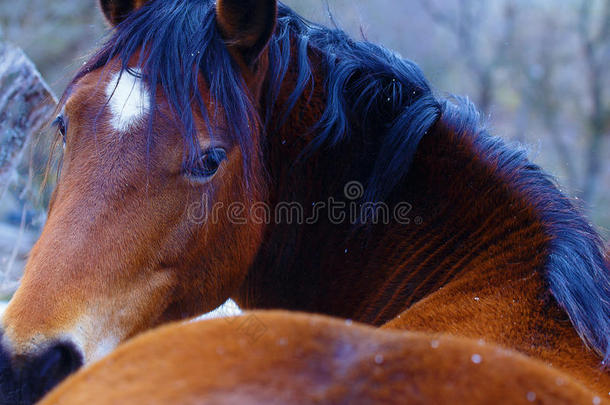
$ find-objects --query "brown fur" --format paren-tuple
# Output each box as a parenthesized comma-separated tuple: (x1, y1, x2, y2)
(41, 311, 605, 405)
(377, 122, 610, 392)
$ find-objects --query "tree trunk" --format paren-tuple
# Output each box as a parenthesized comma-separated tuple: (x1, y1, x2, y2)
(0, 41, 57, 297)
(0, 41, 57, 193)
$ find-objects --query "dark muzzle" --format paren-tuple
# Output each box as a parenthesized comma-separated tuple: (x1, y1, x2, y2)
(0, 335, 82, 405)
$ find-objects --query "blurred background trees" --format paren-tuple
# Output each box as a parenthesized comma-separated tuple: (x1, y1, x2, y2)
(0, 0, 608, 295)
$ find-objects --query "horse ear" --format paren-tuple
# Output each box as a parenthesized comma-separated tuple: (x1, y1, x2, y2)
(99, 0, 149, 26)
(216, 0, 278, 67)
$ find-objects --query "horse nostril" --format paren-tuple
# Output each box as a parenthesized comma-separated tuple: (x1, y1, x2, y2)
(0, 339, 83, 405)
(40, 343, 81, 378)
(27, 342, 83, 402)
(0, 338, 20, 404)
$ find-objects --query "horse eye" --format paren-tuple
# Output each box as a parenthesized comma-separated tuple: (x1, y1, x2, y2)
(187, 148, 227, 179)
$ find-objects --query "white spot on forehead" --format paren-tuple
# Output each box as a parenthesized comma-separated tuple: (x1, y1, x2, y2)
(105, 68, 150, 133)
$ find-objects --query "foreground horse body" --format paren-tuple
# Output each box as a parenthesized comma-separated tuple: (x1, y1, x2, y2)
(0, 0, 608, 403)
(40, 312, 603, 405)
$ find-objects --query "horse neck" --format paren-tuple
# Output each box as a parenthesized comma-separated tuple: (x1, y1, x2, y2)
(236, 48, 552, 325)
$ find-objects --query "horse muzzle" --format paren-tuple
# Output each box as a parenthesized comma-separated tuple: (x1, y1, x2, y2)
(0, 332, 82, 405)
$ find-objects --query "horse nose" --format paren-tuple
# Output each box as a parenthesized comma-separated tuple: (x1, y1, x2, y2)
(0, 339, 83, 405)
(30, 342, 83, 394)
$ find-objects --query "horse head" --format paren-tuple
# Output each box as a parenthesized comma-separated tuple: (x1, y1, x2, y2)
(0, 0, 277, 402)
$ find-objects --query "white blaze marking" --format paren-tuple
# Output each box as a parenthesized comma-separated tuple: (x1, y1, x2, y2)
(105, 69, 150, 132)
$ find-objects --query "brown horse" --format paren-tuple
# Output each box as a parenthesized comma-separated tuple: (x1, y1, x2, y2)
(40, 311, 605, 405)
(0, 0, 608, 403)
